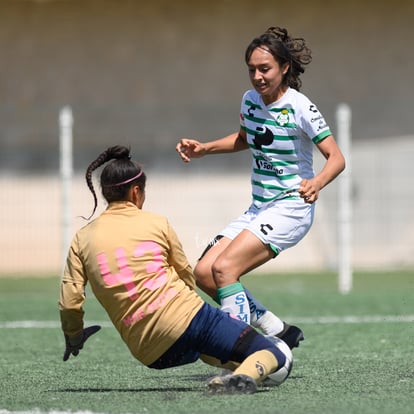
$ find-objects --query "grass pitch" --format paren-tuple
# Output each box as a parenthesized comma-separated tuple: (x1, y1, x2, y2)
(0, 270, 413, 414)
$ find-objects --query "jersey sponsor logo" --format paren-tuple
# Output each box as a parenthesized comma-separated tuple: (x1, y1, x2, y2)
(311, 115, 324, 123)
(255, 158, 284, 175)
(317, 120, 328, 131)
(309, 104, 328, 131)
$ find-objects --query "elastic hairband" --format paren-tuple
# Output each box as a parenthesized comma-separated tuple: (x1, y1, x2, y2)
(110, 170, 143, 187)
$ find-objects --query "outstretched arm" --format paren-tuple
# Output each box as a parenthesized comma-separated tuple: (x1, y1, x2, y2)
(59, 236, 101, 361)
(176, 130, 248, 163)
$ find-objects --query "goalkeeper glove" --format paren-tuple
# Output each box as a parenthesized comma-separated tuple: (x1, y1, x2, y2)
(63, 325, 101, 361)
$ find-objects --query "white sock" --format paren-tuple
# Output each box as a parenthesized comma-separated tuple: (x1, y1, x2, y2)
(220, 291, 250, 325)
(252, 310, 284, 336)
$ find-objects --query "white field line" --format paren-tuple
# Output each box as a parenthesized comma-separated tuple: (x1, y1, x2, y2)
(0, 315, 413, 329)
(0, 411, 112, 414)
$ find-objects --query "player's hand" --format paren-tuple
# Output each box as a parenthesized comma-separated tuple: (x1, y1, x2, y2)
(298, 178, 321, 204)
(176, 139, 206, 162)
(63, 325, 101, 361)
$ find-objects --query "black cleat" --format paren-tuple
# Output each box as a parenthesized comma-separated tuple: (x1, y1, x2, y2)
(276, 323, 304, 349)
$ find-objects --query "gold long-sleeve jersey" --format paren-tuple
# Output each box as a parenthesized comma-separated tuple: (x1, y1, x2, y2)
(59, 201, 204, 366)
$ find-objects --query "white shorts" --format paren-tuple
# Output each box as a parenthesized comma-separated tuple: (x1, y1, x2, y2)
(219, 198, 315, 256)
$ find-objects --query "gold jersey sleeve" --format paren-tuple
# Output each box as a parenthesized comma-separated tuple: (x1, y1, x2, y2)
(59, 201, 204, 366)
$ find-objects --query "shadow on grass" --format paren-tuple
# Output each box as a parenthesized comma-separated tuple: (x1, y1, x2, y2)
(47, 386, 198, 393)
(46, 373, 302, 395)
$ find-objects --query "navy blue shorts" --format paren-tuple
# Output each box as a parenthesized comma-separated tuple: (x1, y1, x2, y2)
(148, 302, 281, 369)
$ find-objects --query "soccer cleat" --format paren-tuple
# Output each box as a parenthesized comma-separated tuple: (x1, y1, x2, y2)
(207, 374, 257, 395)
(276, 323, 304, 349)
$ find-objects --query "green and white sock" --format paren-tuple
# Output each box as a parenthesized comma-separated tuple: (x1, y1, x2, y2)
(217, 282, 250, 324)
(244, 287, 284, 335)
(252, 310, 284, 336)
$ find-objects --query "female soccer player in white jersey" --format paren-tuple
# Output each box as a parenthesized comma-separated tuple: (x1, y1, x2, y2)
(176, 26, 346, 345)
(58, 145, 291, 394)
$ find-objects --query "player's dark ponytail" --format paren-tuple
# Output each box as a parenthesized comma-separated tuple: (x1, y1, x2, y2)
(84, 145, 146, 219)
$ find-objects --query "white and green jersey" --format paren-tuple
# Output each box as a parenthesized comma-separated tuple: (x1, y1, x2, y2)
(240, 87, 332, 208)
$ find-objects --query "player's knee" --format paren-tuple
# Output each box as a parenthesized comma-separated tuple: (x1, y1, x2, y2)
(211, 256, 236, 286)
(194, 261, 211, 283)
(194, 262, 216, 297)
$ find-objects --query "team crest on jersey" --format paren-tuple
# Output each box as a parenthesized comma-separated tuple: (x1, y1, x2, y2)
(275, 109, 289, 126)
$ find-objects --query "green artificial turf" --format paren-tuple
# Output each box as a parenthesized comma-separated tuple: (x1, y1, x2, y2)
(0, 271, 413, 414)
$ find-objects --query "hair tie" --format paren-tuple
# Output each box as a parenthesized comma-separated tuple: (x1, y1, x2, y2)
(109, 170, 143, 187)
